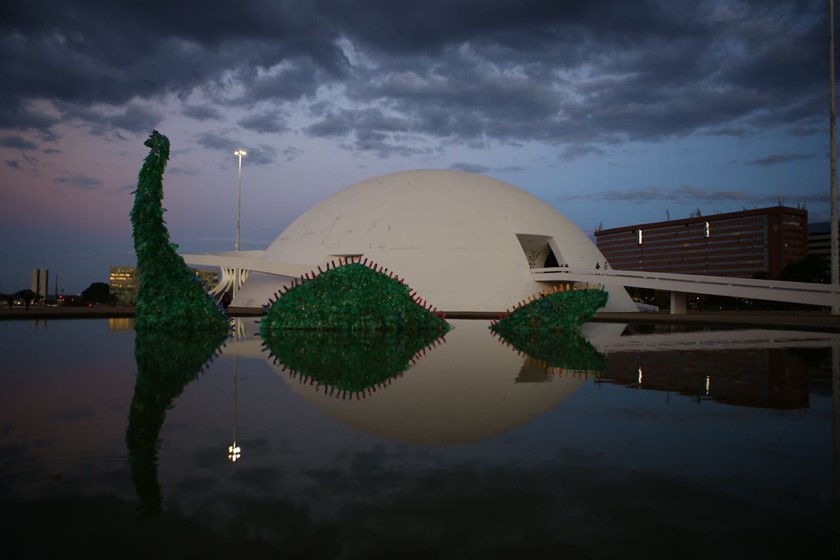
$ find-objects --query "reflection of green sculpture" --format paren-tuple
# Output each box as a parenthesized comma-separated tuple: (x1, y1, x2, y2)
(130, 130, 229, 333)
(263, 329, 446, 396)
(126, 330, 227, 516)
(260, 261, 450, 334)
(491, 287, 608, 335)
(493, 329, 607, 372)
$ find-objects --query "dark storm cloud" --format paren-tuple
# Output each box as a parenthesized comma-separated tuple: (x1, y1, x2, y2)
(0, 136, 38, 150)
(196, 130, 278, 165)
(238, 110, 288, 134)
(559, 183, 825, 206)
(307, 0, 827, 153)
(596, 185, 763, 203)
(745, 152, 816, 166)
(53, 173, 103, 190)
(0, 0, 829, 156)
(242, 144, 278, 165)
(558, 144, 608, 161)
(58, 103, 163, 135)
(449, 161, 524, 174)
(195, 130, 240, 152)
(449, 163, 491, 173)
(0, 1, 344, 104)
(282, 146, 302, 161)
(167, 166, 200, 176)
(238, 57, 328, 103)
(182, 104, 223, 122)
(349, 129, 434, 158)
(306, 107, 410, 138)
(21, 154, 39, 167)
(449, 162, 524, 174)
(305, 107, 438, 156)
(0, 98, 60, 135)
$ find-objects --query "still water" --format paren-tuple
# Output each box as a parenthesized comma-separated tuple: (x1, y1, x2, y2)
(0, 318, 836, 559)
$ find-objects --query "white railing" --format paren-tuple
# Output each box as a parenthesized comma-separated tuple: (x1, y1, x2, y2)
(532, 267, 840, 308)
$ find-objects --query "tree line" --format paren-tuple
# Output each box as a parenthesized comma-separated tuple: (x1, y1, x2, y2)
(1, 282, 117, 309)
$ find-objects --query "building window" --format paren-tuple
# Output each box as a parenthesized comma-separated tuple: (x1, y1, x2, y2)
(638, 230, 643, 245)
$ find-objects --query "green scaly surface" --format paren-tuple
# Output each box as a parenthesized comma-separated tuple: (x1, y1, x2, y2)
(491, 288, 608, 335)
(129, 130, 229, 334)
(260, 263, 450, 334)
(264, 329, 444, 394)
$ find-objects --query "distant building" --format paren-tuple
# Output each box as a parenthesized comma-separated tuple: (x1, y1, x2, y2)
(31, 268, 49, 301)
(109, 265, 220, 305)
(807, 221, 838, 278)
(109, 266, 138, 305)
(807, 221, 832, 261)
(595, 206, 807, 280)
(193, 268, 221, 292)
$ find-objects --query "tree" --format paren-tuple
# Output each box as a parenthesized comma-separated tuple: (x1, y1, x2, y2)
(780, 254, 828, 284)
(14, 289, 39, 310)
(81, 282, 116, 305)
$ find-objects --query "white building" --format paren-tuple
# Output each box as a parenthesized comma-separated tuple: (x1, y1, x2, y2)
(31, 268, 49, 301)
(183, 170, 637, 313)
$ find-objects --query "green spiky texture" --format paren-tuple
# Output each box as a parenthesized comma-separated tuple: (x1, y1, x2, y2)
(493, 330, 607, 372)
(126, 330, 227, 517)
(491, 288, 609, 335)
(260, 262, 450, 334)
(130, 130, 229, 334)
(263, 329, 445, 395)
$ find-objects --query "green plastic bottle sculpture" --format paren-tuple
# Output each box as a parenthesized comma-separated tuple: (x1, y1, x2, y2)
(130, 130, 229, 333)
(126, 330, 226, 516)
(490, 286, 608, 335)
(260, 261, 450, 334)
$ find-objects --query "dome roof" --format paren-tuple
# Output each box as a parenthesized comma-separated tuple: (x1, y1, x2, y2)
(242, 170, 636, 312)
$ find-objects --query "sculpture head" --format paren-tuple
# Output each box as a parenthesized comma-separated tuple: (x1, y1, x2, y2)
(143, 130, 170, 156)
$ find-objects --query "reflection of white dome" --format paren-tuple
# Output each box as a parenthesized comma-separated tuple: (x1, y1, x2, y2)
(237, 170, 636, 312)
(270, 320, 588, 445)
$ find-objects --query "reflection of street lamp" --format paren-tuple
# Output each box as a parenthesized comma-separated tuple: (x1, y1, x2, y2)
(227, 356, 242, 463)
(233, 149, 247, 300)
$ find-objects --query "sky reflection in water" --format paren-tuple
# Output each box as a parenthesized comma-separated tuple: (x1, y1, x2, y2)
(0, 318, 835, 558)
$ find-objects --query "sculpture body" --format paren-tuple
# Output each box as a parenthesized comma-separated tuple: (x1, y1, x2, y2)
(130, 130, 229, 333)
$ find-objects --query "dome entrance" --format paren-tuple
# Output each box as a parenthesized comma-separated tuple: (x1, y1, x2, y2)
(516, 234, 562, 269)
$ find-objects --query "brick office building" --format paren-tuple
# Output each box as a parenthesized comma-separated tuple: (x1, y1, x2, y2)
(594, 206, 807, 280)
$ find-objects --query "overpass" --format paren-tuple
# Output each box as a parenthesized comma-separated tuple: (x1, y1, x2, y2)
(183, 251, 840, 315)
(532, 267, 840, 313)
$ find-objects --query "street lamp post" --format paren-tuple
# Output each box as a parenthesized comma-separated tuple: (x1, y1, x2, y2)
(831, 0, 839, 314)
(233, 149, 247, 299)
(234, 149, 247, 253)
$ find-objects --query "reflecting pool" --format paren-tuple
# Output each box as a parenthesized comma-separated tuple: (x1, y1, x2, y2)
(0, 318, 836, 558)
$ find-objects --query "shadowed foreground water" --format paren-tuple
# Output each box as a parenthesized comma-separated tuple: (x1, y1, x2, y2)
(0, 318, 835, 559)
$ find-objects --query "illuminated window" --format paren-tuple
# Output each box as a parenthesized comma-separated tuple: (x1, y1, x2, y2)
(637, 230, 643, 245)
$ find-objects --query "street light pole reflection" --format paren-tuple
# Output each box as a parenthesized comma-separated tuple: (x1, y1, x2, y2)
(227, 355, 242, 463)
(226, 319, 251, 463)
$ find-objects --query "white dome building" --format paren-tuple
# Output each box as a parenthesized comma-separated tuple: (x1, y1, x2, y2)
(187, 170, 637, 313)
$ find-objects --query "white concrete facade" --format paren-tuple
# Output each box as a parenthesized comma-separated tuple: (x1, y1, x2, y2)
(185, 170, 638, 312)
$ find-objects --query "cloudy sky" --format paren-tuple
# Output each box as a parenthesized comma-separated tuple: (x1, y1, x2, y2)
(0, 0, 834, 293)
